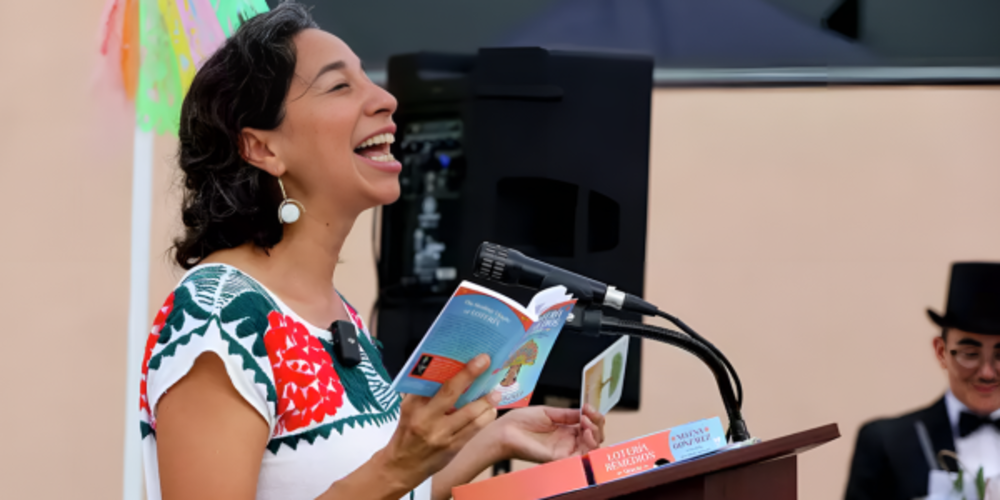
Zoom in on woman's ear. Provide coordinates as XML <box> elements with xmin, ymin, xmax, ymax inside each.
<box><xmin>240</xmin><ymin>128</ymin><xmax>286</xmax><ymax>177</ymax></box>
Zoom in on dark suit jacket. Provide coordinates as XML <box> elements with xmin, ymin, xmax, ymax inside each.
<box><xmin>845</xmin><ymin>397</ymin><xmax>958</xmax><ymax>500</ymax></box>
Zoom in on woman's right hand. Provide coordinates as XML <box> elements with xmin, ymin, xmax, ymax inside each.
<box><xmin>378</xmin><ymin>353</ymin><xmax>501</xmax><ymax>489</ymax></box>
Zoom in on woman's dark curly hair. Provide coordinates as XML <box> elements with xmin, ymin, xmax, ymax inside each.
<box><xmin>173</xmin><ymin>2</ymin><xmax>318</xmax><ymax>269</ymax></box>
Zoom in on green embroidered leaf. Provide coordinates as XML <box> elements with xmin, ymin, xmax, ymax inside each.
<box><xmin>159</xmin><ymin>315</ymin><xmax>178</xmax><ymax>345</ymax></box>
<box><xmin>187</xmin><ymin>266</ymin><xmax>228</xmax><ymax>311</ymax></box>
<box><xmin>222</xmin><ymin>292</ymin><xmax>270</xmax><ymax>336</ymax></box>
<box><xmin>266</xmin><ymin>441</ymin><xmax>282</xmax><ymax>454</ymax></box>
<box><xmin>357</xmin><ymin>334</ymin><xmax>402</xmax><ymax>412</ymax></box>
<box><xmin>221</xmin><ymin>291</ymin><xmax>273</xmax><ymax>357</ymax></box>
<box><xmin>322</xmin><ymin>338</ymin><xmax>383</xmax><ymax>414</ymax></box>
<box><xmin>318</xmin><ymin>425</ymin><xmax>333</xmax><ymax>440</ymax></box>
<box><xmin>265</xmin><ymin>408</ymin><xmax>402</xmax><ymax>455</ymax></box>
<box><xmin>161</xmin><ymin>288</ymin><xmax>189</xmax><ymax>345</ymax></box>
<box><xmin>358</xmin><ymin>333</ymin><xmax>392</xmax><ymax>383</ymax></box>
<box><xmin>160</xmin><ymin>285</ymin><xmax>211</xmax><ymax>344</ymax></box>
<box><xmin>223</xmin><ymin>328</ymin><xmax>277</xmax><ymax>404</ymax></box>
<box><xmin>149</xmin><ymin>322</ymin><xmax>209</xmax><ymax>370</ymax></box>
<box><xmin>218</xmin><ymin>268</ymin><xmax>279</xmax><ymax>308</ymax></box>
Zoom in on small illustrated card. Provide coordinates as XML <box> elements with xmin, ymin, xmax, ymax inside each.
<box><xmin>581</xmin><ymin>335</ymin><xmax>629</xmax><ymax>415</ymax></box>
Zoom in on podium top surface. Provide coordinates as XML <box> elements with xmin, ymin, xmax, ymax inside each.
<box><xmin>551</xmin><ymin>423</ymin><xmax>840</xmax><ymax>500</ymax></box>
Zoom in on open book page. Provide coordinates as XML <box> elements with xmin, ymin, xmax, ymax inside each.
<box><xmin>390</xmin><ymin>281</ymin><xmax>575</xmax><ymax>409</ymax></box>
<box><xmin>458</xmin><ymin>291</ymin><xmax>576</xmax><ymax>408</ymax></box>
<box><xmin>389</xmin><ymin>281</ymin><xmax>548</xmax><ymax>402</ymax></box>
<box><xmin>524</xmin><ymin>285</ymin><xmax>576</xmax><ymax>317</ymax></box>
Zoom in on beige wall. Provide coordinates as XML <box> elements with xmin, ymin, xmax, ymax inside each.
<box><xmin>0</xmin><ymin>0</ymin><xmax>136</xmax><ymax>498</ymax></box>
<box><xmin>629</xmin><ymin>86</ymin><xmax>1000</xmax><ymax>497</ymax></box>
<box><xmin>2</xmin><ymin>3</ymin><xmax>998</xmax><ymax>495</ymax></box>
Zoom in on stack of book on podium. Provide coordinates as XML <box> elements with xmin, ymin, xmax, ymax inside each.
<box><xmin>453</xmin><ymin>418</ymin><xmax>727</xmax><ymax>500</ymax></box>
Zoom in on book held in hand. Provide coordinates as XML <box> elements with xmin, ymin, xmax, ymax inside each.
<box><xmin>389</xmin><ymin>281</ymin><xmax>577</xmax><ymax>409</ymax></box>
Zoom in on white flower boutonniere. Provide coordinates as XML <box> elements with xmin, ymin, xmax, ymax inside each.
<box><xmin>939</xmin><ymin>450</ymin><xmax>989</xmax><ymax>500</ymax></box>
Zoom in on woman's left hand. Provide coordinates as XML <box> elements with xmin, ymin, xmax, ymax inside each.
<box><xmin>494</xmin><ymin>405</ymin><xmax>606</xmax><ymax>463</ymax></box>
<box><xmin>431</xmin><ymin>405</ymin><xmax>605</xmax><ymax>500</ymax></box>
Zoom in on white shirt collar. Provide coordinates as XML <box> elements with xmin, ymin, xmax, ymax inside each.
<box><xmin>944</xmin><ymin>390</ymin><xmax>1000</xmax><ymax>437</ymax></box>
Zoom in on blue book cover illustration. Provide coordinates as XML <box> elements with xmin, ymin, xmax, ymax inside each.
<box><xmin>389</xmin><ymin>281</ymin><xmax>577</xmax><ymax>408</ymax></box>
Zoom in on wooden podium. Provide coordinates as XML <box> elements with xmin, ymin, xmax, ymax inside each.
<box><xmin>550</xmin><ymin>424</ymin><xmax>840</xmax><ymax>500</ymax></box>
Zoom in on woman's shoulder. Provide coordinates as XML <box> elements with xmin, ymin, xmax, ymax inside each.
<box><xmin>171</xmin><ymin>262</ymin><xmax>281</xmax><ymax>319</ymax></box>
<box><xmin>147</xmin><ymin>263</ymin><xmax>285</xmax><ymax>358</ymax></box>
<box><xmin>148</xmin><ymin>263</ymin><xmax>282</xmax><ymax>363</ymax></box>
<box><xmin>142</xmin><ymin>262</ymin><xmax>281</xmax><ymax>438</ymax></box>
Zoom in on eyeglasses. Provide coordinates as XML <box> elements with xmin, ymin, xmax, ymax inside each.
<box><xmin>949</xmin><ymin>349</ymin><xmax>1000</xmax><ymax>371</ymax></box>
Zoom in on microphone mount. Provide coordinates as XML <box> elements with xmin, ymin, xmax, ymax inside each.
<box><xmin>474</xmin><ymin>241</ymin><xmax>751</xmax><ymax>443</ymax></box>
<box><xmin>563</xmin><ymin>304</ymin><xmax>751</xmax><ymax>443</ymax></box>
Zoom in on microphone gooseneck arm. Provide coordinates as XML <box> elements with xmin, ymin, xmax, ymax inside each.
<box><xmin>564</xmin><ymin>310</ymin><xmax>750</xmax><ymax>443</ymax></box>
<box><xmin>653</xmin><ymin>309</ymin><xmax>743</xmax><ymax>409</ymax></box>
<box><xmin>473</xmin><ymin>241</ymin><xmax>751</xmax><ymax>443</ymax></box>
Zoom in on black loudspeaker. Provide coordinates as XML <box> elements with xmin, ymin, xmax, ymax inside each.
<box><xmin>824</xmin><ymin>0</ymin><xmax>861</xmax><ymax>40</ymax></box>
<box><xmin>376</xmin><ymin>48</ymin><xmax>652</xmax><ymax>409</ymax></box>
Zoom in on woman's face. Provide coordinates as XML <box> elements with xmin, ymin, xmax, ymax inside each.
<box><xmin>269</xmin><ymin>29</ymin><xmax>401</xmax><ymax>215</ymax></box>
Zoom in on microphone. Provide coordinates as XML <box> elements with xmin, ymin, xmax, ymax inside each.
<box><xmin>474</xmin><ymin>241</ymin><xmax>751</xmax><ymax>442</ymax></box>
<box><xmin>473</xmin><ymin>242</ymin><xmax>658</xmax><ymax>315</ymax></box>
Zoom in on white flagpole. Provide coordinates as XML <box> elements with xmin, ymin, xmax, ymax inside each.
<box><xmin>123</xmin><ymin>126</ymin><xmax>154</xmax><ymax>500</ymax></box>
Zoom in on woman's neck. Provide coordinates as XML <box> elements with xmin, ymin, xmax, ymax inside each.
<box><xmin>205</xmin><ymin>206</ymin><xmax>359</xmax><ymax>326</ymax></box>
<box><xmin>269</xmin><ymin>211</ymin><xmax>354</xmax><ymax>292</ymax></box>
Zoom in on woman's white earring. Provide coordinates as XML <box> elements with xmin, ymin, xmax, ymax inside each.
<box><xmin>276</xmin><ymin>177</ymin><xmax>304</xmax><ymax>224</ymax></box>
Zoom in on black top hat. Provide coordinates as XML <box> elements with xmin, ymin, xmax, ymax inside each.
<box><xmin>927</xmin><ymin>262</ymin><xmax>1000</xmax><ymax>335</ymax></box>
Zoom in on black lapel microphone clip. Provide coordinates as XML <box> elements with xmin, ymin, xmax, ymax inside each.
<box><xmin>329</xmin><ymin>320</ymin><xmax>363</xmax><ymax>368</ymax></box>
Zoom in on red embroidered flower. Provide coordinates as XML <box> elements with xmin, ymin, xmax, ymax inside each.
<box><xmin>265</xmin><ymin>311</ymin><xmax>345</xmax><ymax>435</ymax></box>
<box><xmin>140</xmin><ymin>292</ymin><xmax>176</xmax><ymax>421</ymax></box>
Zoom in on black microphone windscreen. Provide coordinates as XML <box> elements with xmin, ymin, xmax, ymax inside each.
<box><xmin>473</xmin><ymin>242</ymin><xmax>509</xmax><ymax>283</ymax></box>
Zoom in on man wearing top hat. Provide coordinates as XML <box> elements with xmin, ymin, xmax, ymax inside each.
<box><xmin>845</xmin><ymin>262</ymin><xmax>1000</xmax><ymax>499</ymax></box>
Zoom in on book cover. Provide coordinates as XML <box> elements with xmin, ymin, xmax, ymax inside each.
<box><xmin>451</xmin><ymin>456</ymin><xmax>589</xmax><ymax>500</ymax></box>
<box><xmin>587</xmin><ymin>417</ymin><xmax>727</xmax><ymax>484</ymax></box>
<box><xmin>389</xmin><ymin>281</ymin><xmax>576</xmax><ymax>409</ymax></box>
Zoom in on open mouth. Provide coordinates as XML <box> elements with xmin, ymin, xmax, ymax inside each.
<box><xmin>353</xmin><ymin>132</ymin><xmax>396</xmax><ymax>163</ymax></box>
